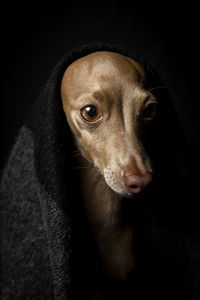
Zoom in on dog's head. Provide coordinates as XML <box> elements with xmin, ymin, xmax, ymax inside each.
<box><xmin>61</xmin><ymin>51</ymin><xmax>159</xmax><ymax>197</ymax></box>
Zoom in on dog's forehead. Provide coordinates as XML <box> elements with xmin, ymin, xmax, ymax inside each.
<box><xmin>61</xmin><ymin>51</ymin><xmax>147</xmax><ymax>99</ymax></box>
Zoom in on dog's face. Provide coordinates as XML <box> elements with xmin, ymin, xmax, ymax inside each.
<box><xmin>61</xmin><ymin>51</ymin><xmax>157</xmax><ymax>197</ymax></box>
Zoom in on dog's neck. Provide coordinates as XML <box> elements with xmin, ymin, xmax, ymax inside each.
<box><xmin>75</xmin><ymin>153</ymin><xmax>135</xmax><ymax>281</ymax></box>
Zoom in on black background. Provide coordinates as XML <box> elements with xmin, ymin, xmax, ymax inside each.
<box><xmin>1</xmin><ymin>2</ymin><xmax>199</xmax><ymax>170</ymax></box>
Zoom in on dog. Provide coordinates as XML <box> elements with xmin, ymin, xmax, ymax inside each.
<box><xmin>61</xmin><ymin>51</ymin><xmax>158</xmax><ymax>281</ymax></box>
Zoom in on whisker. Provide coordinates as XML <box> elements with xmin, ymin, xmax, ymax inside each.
<box><xmin>72</xmin><ymin>149</ymin><xmax>81</xmax><ymax>154</ymax></box>
<box><xmin>73</xmin><ymin>149</ymin><xmax>80</xmax><ymax>153</ymax></box>
<box><xmin>72</xmin><ymin>151</ymin><xmax>82</xmax><ymax>158</ymax></box>
<box><xmin>73</xmin><ymin>166</ymin><xmax>94</xmax><ymax>170</ymax></box>
<box><xmin>146</xmin><ymin>86</ymin><xmax>168</xmax><ymax>93</ymax></box>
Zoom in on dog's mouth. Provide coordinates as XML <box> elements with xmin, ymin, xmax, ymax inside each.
<box><xmin>103</xmin><ymin>168</ymin><xmax>153</xmax><ymax>198</ymax></box>
<box><xmin>125</xmin><ymin>181</ymin><xmax>153</xmax><ymax>199</ymax></box>
<box><xmin>125</xmin><ymin>192</ymin><xmax>143</xmax><ymax>199</ymax></box>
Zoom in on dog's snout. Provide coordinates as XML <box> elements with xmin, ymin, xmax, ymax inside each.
<box><xmin>123</xmin><ymin>169</ymin><xmax>152</xmax><ymax>195</ymax></box>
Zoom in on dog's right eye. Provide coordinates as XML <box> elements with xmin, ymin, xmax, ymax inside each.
<box><xmin>142</xmin><ymin>102</ymin><xmax>157</xmax><ymax>121</ymax></box>
<box><xmin>80</xmin><ymin>105</ymin><xmax>101</xmax><ymax>122</ymax></box>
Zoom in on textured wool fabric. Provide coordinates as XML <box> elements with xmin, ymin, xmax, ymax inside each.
<box><xmin>0</xmin><ymin>44</ymin><xmax>200</xmax><ymax>299</ymax></box>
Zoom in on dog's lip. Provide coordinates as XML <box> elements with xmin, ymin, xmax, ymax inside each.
<box><xmin>122</xmin><ymin>180</ymin><xmax>153</xmax><ymax>199</ymax></box>
<box><xmin>124</xmin><ymin>191</ymin><xmax>144</xmax><ymax>198</ymax></box>
<box><xmin>125</xmin><ymin>193</ymin><xmax>137</xmax><ymax>199</ymax></box>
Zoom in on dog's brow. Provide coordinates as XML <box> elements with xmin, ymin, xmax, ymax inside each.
<box><xmin>92</xmin><ymin>90</ymin><xmax>103</xmax><ymax>99</ymax></box>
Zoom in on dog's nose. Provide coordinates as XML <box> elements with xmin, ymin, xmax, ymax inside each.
<box><xmin>123</xmin><ymin>170</ymin><xmax>152</xmax><ymax>194</ymax></box>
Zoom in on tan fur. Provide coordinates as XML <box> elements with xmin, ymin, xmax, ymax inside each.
<box><xmin>75</xmin><ymin>155</ymin><xmax>135</xmax><ymax>280</ymax></box>
<box><xmin>61</xmin><ymin>51</ymin><xmax>156</xmax><ymax>280</ymax></box>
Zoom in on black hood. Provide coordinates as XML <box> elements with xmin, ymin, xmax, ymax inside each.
<box><xmin>1</xmin><ymin>44</ymin><xmax>199</xmax><ymax>300</ymax></box>
<box><xmin>25</xmin><ymin>43</ymin><xmax>165</xmax><ymax>202</ymax></box>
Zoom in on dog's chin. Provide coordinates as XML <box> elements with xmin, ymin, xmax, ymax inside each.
<box><xmin>107</xmin><ymin>184</ymin><xmax>139</xmax><ymax>199</ymax></box>
<box><xmin>121</xmin><ymin>191</ymin><xmax>145</xmax><ymax>199</ymax></box>
<box><xmin>108</xmin><ymin>185</ymin><xmax>149</xmax><ymax>200</ymax></box>
<box><xmin>125</xmin><ymin>193</ymin><xmax>138</xmax><ymax>199</ymax></box>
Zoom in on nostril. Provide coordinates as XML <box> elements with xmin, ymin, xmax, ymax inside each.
<box><xmin>130</xmin><ymin>184</ymin><xmax>138</xmax><ymax>189</ymax></box>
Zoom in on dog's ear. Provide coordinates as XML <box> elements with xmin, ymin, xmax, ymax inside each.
<box><xmin>145</xmin><ymin>88</ymin><xmax>189</xmax><ymax>172</ymax></box>
<box><xmin>145</xmin><ymin>87</ymin><xmax>199</xmax><ymax>225</ymax></box>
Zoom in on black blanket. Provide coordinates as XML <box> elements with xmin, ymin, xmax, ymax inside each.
<box><xmin>1</xmin><ymin>44</ymin><xmax>200</xmax><ymax>299</ymax></box>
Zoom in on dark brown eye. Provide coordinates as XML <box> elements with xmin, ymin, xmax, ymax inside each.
<box><xmin>142</xmin><ymin>102</ymin><xmax>157</xmax><ymax>120</ymax></box>
<box><xmin>80</xmin><ymin>105</ymin><xmax>100</xmax><ymax>122</ymax></box>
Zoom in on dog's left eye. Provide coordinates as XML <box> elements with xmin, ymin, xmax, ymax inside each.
<box><xmin>142</xmin><ymin>102</ymin><xmax>157</xmax><ymax>120</ymax></box>
<box><xmin>80</xmin><ymin>105</ymin><xmax>100</xmax><ymax>122</ymax></box>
